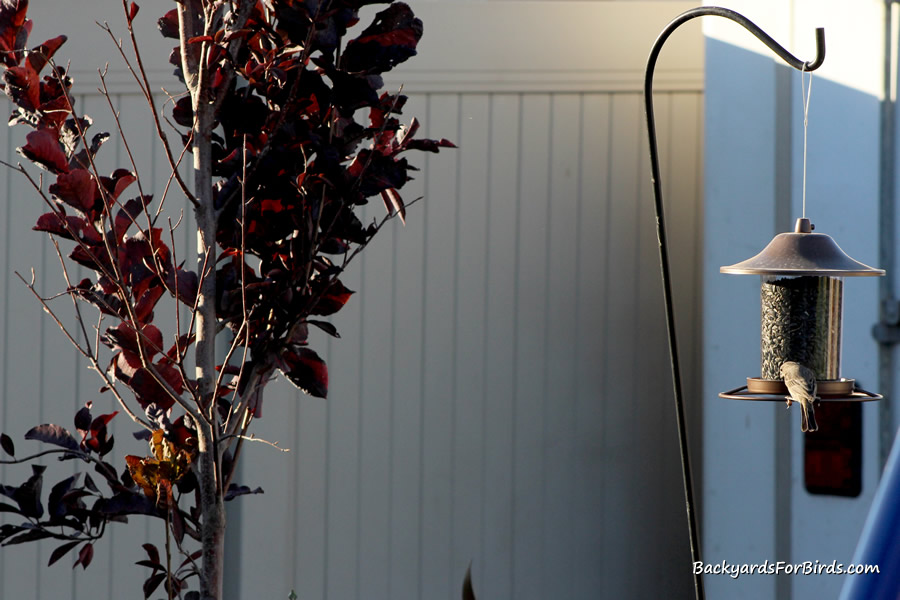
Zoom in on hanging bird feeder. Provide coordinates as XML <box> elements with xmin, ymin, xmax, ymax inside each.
<box><xmin>719</xmin><ymin>217</ymin><xmax>884</xmax><ymax>401</ymax></box>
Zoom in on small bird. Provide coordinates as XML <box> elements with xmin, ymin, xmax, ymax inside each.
<box><xmin>780</xmin><ymin>361</ymin><xmax>818</xmax><ymax>433</ymax></box>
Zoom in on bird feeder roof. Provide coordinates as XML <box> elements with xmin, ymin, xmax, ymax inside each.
<box><xmin>720</xmin><ymin>218</ymin><xmax>885</xmax><ymax>277</ymax></box>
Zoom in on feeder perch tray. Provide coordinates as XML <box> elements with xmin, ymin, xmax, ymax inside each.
<box><xmin>719</xmin><ymin>378</ymin><xmax>881</xmax><ymax>402</ymax></box>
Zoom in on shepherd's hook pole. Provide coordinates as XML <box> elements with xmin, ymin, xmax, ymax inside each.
<box><xmin>644</xmin><ymin>8</ymin><xmax>825</xmax><ymax>600</ymax></box>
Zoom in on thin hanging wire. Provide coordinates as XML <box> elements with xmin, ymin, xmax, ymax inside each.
<box><xmin>800</xmin><ymin>65</ymin><xmax>813</xmax><ymax>218</ymax></box>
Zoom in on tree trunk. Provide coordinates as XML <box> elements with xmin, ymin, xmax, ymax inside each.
<box><xmin>194</xmin><ymin>66</ymin><xmax>225</xmax><ymax>600</ymax></box>
<box><xmin>195</xmin><ymin>103</ymin><xmax>226</xmax><ymax>599</ymax></box>
<box><xmin>180</xmin><ymin>0</ymin><xmax>225</xmax><ymax>595</ymax></box>
<box><xmin>196</xmin><ymin>421</ymin><xmax>226</xmax><ymax>599</ymax></box>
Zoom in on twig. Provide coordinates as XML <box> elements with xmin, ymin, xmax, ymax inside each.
<box><xmin>97</xmin><ymin>68</ymin><xmax>150</xmax><ymax>221</ymax></box>
<box><xmin>15</xmin><ymin>271</ymin><xmax>154</xmax><ymax>431</ymax></box>
<box><xmin>217</xmin><ymin>134</ymin><xmax>251</xmax><ymax>429</ymax></box>
<box><xmin>0</xmin><ymin>447</ymin><xmax>84</xmax><ymax>465</ymax></box>
<box><xmin>157</xmin><ymin>134</ymin><xmax>194</xmax><ymax>219</ymax></box>
<box><xmin>0</xmin><ymin>446</ymin><xmax>117</xmax><ymax>485</ymax></box>
<box><xmin>165</xmin><ymin>508</ymin><xmax>174</xmax><ymax>600</ymax></box>
<box><xmin>167</xmin><ymin>217</ymin><xmax>197</xmax><ymax>403</ymax></box>
<box><xmin>49</xmin><ymin>237</ymin><xmax>94</xmax><ymax>360</ymax></box>
<box><xmin>218</xmin><ymin>433</ymin><xmax>289</xmax><ymax>452</ymax></box>
<box><xmin>0</xmin><ymin>160</ymin><xmax>118</xmax><ymax>285</ymax></box>
<box><xmin>104</xmin><ymin>3</ymin><xmax>198</xmax><ymax>207</ymax></box>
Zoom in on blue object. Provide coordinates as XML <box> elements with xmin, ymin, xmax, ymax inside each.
<box><xmin>841</xmin><ymin>427</ymin><xmax>900</xmax><ymax>599</ymax></box>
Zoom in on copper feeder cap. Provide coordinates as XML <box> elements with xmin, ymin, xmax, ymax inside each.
<box><xmin>720</xmin><ymin>218</ymin><xmax>885</xmax><ymax>277</ymax></box>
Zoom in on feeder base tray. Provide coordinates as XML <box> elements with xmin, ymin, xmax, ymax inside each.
<box><xmin>719</xmin><ymin>377</ymin><xmax>881</xmax><ymax>402</ymax></box>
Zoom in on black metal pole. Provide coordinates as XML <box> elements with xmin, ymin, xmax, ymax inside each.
<box><xmin>643</xmin><ymin>8</ymin><xmax>826</xmax><ymax>600</ymax></box>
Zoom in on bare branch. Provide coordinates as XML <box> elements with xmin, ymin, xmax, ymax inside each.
<box><xmin>0</xmin><ymin>160</ymin><xmax>118</xmax><ymax>285</ymax></box>
<box><xmin>49</xmin><ymin>237</ymin><xmax>94</xmax><ymax>358</ymax></box>
<box><xmin>14</xmin><ymin>270</ymin><xmax>153</xmax><ymax>430</ymax></box>
<box><xmin>219</xmin><ymin>433</ymin><xmax>289</xmax><ymax>452</ymax></box>
<box><xmin>104</xmin><ymin>4</ymin><xmax>199</xmax><ymax>208</ymax></box>
<box><xmin>17</xmin><ymin>270</ymin><xmax>93</xmax><ymax>361</ymax></box>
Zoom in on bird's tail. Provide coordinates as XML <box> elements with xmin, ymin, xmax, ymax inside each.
<box><xmin>805</xmin><ymin>402</ymin><xmax>818</xmax><ymax>433</ymax></box>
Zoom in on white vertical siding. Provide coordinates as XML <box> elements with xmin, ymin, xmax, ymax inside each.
<box><xmin>0</xmin><ymin>2</ymin><xmax>704</xmax><ymax>599</ymax></box>
<box><xmin>235</xmin><ymin>88</ymin><xmax>703</xmax><ymax>600</ymax></box>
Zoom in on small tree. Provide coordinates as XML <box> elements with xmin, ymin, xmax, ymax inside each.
<box><xmin>0</xmin><ymin>0</ymin><xmax>453</xmax><ymax>598</ymax></box>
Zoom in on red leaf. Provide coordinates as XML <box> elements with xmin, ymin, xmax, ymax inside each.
<box><xmin>126</xmin><ymin>1</ymin><xmax>139</xmax><ymax>24</ymax></box>
<box><xmin>396</xmin><ymin>116</ymin><xmax>419</xmax><ymax>147</ymax></box>
<box><xmin>128</xmin><ymin>360</ymin><xmax>183</xmax><ymax>411</ymax></box>
<box><xmin>188</xmin><ymin>35</ymin><xmax>213</xmax><ymax>44</ymax></box>
<box><xmin>69</xmin><ymin>241</ymin><xmax>110</xmax><ymax>272</ymax></box>
<box><xmin>26</xmin><ymin>34</ymin><xmax>66</xmax><ymax>74</ymax></box>
<box><xmin>341</xmin><ymin>3</ymin><xmax>423</xmax><ymax>74</ymax></box>
<box><xmin>172</xmin><ymin>95</ymin><xmax>193</xmax><ymax>127</ymax></box>
<box><xmin>0</xmin><ymin>0</ymin><xmax>31</xmax><ymax>67</ymax></box>
<box><xmin>90</xmin><ymin>412</ymin><xmax>118</xmax><ymax>438</ymax></box>
<box><xmin>37</xmin><ymin>92</ymin><xmax>71</xmax><ymax>130</ymax></box>
<box><xmin>49</xmin><ymin>169</ymin><xmax>96</xmax><ymax>213</ymax></box>
<box><xmin>165</xmin><ymin>333</ymin><xmax>194</xmax><ymax>361</ymax></box>
<box><xmin>113</xmin><ymin>196</ymin><xmax>148</xmax><ymax>243</ymax></box>
<box><xmin>73</xmin><ymin>542</ymin><xmax>93</xmax><ymax>570</ymax></box>
<box><xmin>143</xmin><ymin>572</ymin><xmax>166</xmax><ymax>598</ymax></box>
<box><xmin>33</xmin><ymin>212</ymin><xmax>102</xmax><ymax>244</ymax></box>
<box><xmin>115</xmin><ymin>349</ymin><xmax>142</xmax><ymax>380</ymax></box>
<box><xmin>369</xmin><ymin>92</ymin><xmax>407</xmax><ymax>129</ymax></box>
<box><xmin>134</xmin><ymin>284</ymin><xmax>164</xmax><ymax>324</ymax></box>
<box><xmin>3</xmin><ymin>64</ymin><xmax>38</xmax><ymax>110</ymax></box>
<box><xmin>18</xmin><ymin>129</ymin><xmax>68</xmax><ymax>173</ymax></box>
<box><xmin>143</xmin><ymin>573</ymin><xmax>166</xmax><ymax>598</ymax></box>
<box><xmin>157</xmin><ymin>9</ymin><xmax>177</xmax><ymax>39</ymax></box>
<box><xmin>109</xmin><ymin>168</ymin><xmax>136</xmax><ymax>200</ymax></box>
<box><xmin>141</xmin><ymin>542</ymin><xmax>160</xmax><ymax>566</ymax></box>
<box><xmin>105</xmin><ymin>322</ymin><xmax>163</xmax><ymax>356</ymax></box>
<box><xmin>310</xmin><ymin>279</ymin><xmax>354</xmax><ymax>316</ymax></box>
<box><xmin>164</xmin><ymin>266</ymin><xmax>198</xmax><ymax>306</ymax></box>
<box><xmin>278</xmin><ymin>348</ymin><xmax>328</xmax><ymax>398</ymax></box>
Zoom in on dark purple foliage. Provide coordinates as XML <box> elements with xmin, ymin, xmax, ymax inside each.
<box><xmin>0</xmin><ymin>0</ymin><xmax>453</xmax><ymax>592</ymax></box>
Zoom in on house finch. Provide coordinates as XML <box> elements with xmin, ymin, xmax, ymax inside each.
<box><xmin>780</xmin><ymin>361</ymin><xmax>818</xmax><ymax>433</ymax></box>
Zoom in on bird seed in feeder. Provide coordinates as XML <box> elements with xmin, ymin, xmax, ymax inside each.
<box><xmin>760</xmin><ymin>275</ymin><xmax>842</xmax><ymax>380</ymax></box>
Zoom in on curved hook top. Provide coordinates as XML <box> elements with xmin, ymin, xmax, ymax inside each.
<box><xmin>646</xmin><ymin>6</ymin><xmax>825</xmax><ymax>84</ymax></box>
<box><xmin>804</xmin><ymin>27</ymin><xmax>826</xmax><ymax>71</ymax></box>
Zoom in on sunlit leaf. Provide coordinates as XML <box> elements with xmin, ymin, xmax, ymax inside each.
<box><xmin>24</xmin><ymin>424</ymin><xmax>78</xmax><ymax>450</ymax></box>
<box><xmin>18</xmin><ymin>129</ymin><xmax>69</xmax><ymax>173</ymax></box>
<box><xmin>26</xmin><ymin>34</ymin><xmax>66</xmax><ymax>74</ymax></box>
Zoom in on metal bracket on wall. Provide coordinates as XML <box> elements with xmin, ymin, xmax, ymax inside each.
<box><xmin>872</xmin><ymin>298</ymin><xmax>900</xmax><ymax>344</ymax></box>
